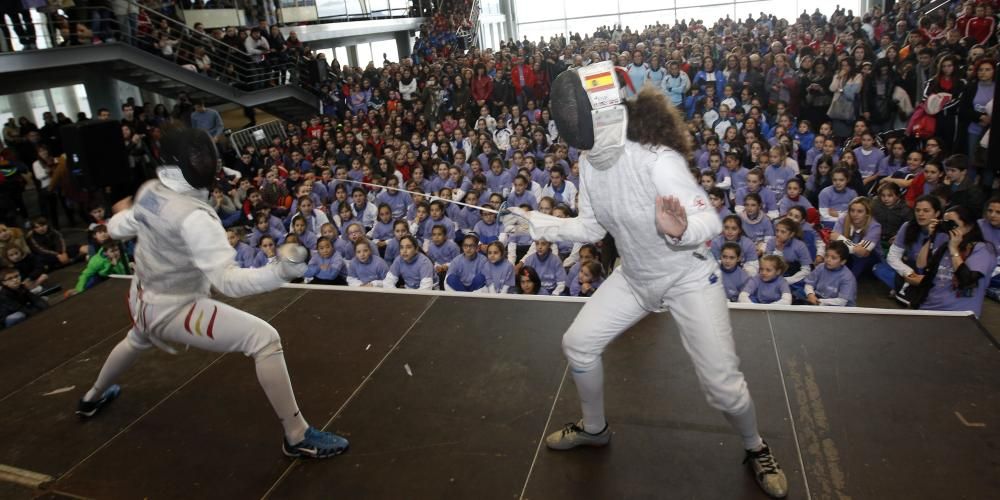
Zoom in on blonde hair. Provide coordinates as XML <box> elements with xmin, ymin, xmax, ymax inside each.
<box><xmin>842</xmin><ymin>197</ymin><xmax>874</xmax><ymax>238</ymax></box>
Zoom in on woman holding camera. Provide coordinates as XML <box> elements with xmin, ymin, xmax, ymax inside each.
<box><xmin>918</xmin><ymin>205</ymin><xmax>996</xmax><ymax>317</ymax></box>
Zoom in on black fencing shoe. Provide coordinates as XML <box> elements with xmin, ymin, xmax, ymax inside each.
<box><xmin>544</xmin><ymin>421</ymin><xmax>611</xmax><ymax>450</ymax></box>
<box><xmin>743</xmin><ymin>441</ymin><xmax>788</xmax><ymax>498</ymax></box>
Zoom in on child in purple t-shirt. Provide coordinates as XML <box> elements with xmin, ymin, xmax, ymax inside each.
<box><xmin>719</xmin><ymin>242</ymin><xmax>750</xmax><ymax>302</ymax></box>
<box><xmin>739</xmin><ymin>255</ymin><xmax>792</xmax><ymax>304</ymax></box>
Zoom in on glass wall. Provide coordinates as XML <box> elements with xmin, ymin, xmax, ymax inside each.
<box><xmin>514</xmin><ymin>0</ymin><xmax>864</xmax><ymax>40</ymax></box>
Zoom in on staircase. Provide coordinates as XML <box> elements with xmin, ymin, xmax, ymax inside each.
<box><xmin>0</xmin><ymin>1</ymin><xmax>320</xmax><ymax>122</ymax></box>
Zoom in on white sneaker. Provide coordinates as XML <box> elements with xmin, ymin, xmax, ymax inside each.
<box><xmin>744</xmin><ymin>441</ymin><xmax>788</xmax><ymax>498</ymax></box>
<box><xmin>544</xmin><ymin>421</ymin><xmax>610</xmax><ymax>450</ymax></box>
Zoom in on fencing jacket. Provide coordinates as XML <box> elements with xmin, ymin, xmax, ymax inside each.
<box><xmin>524</xmin><ymin>141</ymin><xmax>720</xmax><ymax>311</ymax></box>
<box><xmin>108</xmin><ymin>166</ymin><xmax>287</xmax><ymax>305</ymax></box>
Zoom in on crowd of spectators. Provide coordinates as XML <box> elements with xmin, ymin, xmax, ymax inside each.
<box><xmin>1</xmin><ymin>0</ymin><xmax>998</xmax><ymax>330</ymax></box>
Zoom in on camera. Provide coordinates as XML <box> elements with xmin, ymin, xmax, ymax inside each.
<box><xmin>936</xmin><ymin>220</ymin><xmax>958</xmax><ymax>233</ymax></box>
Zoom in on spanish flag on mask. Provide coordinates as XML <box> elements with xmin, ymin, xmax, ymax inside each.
<box><xmin>585</xmin><ymin>72</ymin><xmax>615</xmax><ymax>92</ymax></box>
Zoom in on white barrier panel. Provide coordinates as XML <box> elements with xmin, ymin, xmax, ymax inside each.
<box><xmin>106</xmin><ymin>275</ymin><xmax>975</xmax><ymax>318</ymax></box>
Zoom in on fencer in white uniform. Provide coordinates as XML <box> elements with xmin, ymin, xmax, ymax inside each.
<box><xmin>75</xmin><ymin>128</ymin><xmax>348</xmax><ymax>459</ymax></box>
<box><xmin>508</xmin><ymin>63</ymin><xmax>787</xmax><ymax>498</ymax></box>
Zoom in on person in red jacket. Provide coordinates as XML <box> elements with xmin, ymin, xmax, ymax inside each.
<box><xmin>510</xmin><ymin>58</ymin><xmax>536</xmax><ymax>108</ymax></box>
<box><xmin>965</xmin><ymin>3</ymin><xmax>996</xmax><ymax>45</ymax></box>
<box><xmin>471</xmin><ymin>64</ymin><xmax>494</xmax><ymax>109</ymax></box>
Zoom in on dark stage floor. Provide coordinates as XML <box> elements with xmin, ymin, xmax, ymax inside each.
<box><xmin>0</xmin><ymin>279</ymin><xmax>997</xmax><ymax>500</ymax></box>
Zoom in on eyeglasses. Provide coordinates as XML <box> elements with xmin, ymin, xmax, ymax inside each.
<box><xmin>462</xmin><ymin>244</ymin><xmax>478</xmax><ymax>248</ymax></box>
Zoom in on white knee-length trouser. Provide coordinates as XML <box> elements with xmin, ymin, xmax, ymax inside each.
<box><xmin>561</xmin><ymin>271</ymin><xmax>752</xmax><ymax>415</ymax></box>
<box><xmin>124</xmin><ymin>279</ymin><xmax>279</xmax><ymax>358</ymax></box>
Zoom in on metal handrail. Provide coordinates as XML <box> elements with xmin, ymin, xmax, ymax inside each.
<box><xmin>0</xmin><ymin>2</ymin><xmax>314</xmax><ymax>89</ymax></box>
<box><xmin>455</xmin><ymin>0</ymin><xmax>481</xmax><ymax>48</ymax></box>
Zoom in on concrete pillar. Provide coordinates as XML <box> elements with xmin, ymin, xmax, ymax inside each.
<box><xmin>6</xmin><ymin>92</ymin><xmax>34</xmax><ymax>121</ymax></box>
<box><xmin>395</xmin><ymin>30</ymin><xmax>412</xmax><ymax>60</ymax></box>
<box><xmin>81</xmin><ymin>70</ymin><xmax>122</xmax><ymax>120</ymax></box>
<box><xmin>55</xmin><ymin>86</ymin><xmax>80</xmax><ymax>118</ymax></box>
<box><xmin>347</xmin><ymin>45</ymin><xmax>359</xmax><ymax>68</ymax></box>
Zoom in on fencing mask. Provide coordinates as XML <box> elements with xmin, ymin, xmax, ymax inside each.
<box><xmin>160</xmin><ymin>127</ymin><xmax>220</xmax><ymax>190</ymax></box>
<box><xmin>551</xmin><ymin>61</ymin><xmax>628</xmax><ymax>166</ymax></box>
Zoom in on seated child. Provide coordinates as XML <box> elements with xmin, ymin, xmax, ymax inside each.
<box><xmin>719</xmin><ymin>242</ymin><xmax>751</xmax><ymax>302</ymax></box>
<box><xmin>26</xmin><ymin>217</ymin><xmax>84</xmax><ymax>270</ymax></box>
<box><xmin>521</xmin><ymin>239</ymin><xmax>566</xmax><ymax>295</ymax></box>
<box><xmin>711</xmin><ymin>215</ymin><xmax>760</xmax><ymax>274</ymax></box>
<box><xmin>764</xmin><ymin>218</ymin><xmax>813</xmax><ymax>293</ymax></box>
<box><xmin>346</xmin><ymin>239</ymin><xmax>390</xmax><ymax>287</ymax></box>
<box><xmin>425</xmin><ymin>224</ymin><xmax>461</xmax><ymax>288</ymax></box>
<box><xmin>0</xmin><ymin>267</ymin><xmax>48</xmax><ymax>329</ymax></box>
<box><xmin>738</xmin><ymin>194</ymin><xmax>775</xmax><ymax>256</ymax></box>
<box><xmin>444</xmin><ymin>234</ymin><xmax>489</xmax><ymax>292</ymax></box>
<box><xmin>803</xmin><ymin>240</ymin><xmax>857</xmax><ymax>306</ymax></box>
<box><xmin>872</xmin><ymin>183</ymin><xmax>912</xmax><ymax>252</ymax></box>
<box><xmin>385</xmin><ymin>235</ymin><xmax>435</xmax><ymax>289</ymax></box>
<box><xmin>87</xmin><ymin>224</ymin><xmax>111</xmax><ymax>257</ymax></box>
<box><xmin>227</xmin><ymin>227</ymin><xmax>259</xmax><ymax>268</ymax></box>
<box><xmin>473</xmin><ymin>209</ymin><xmax>505</xmax><ymax>248</ymax></box>
<box><xmin>739</xmin><ymin>255</ymin><xmax>792</xmax><ymax>304</ymax></box>
<box><xmin>366</xmin><ymin>204</ymin><xmax>395</xmax><ymax>252</ymax></box>
<box><xmin>285</xmin><ymin>215</ymin><xmax>317</xmax><ymax>250</ymax></box>
<box><xmin>319</xmin><ymin>223</ymin><xmax>354</xmax><ymax>261</ymax></box>
<box><xmin>778</xmin><ymin>178</ymin><xmax>813</xmax><ymax>216</ymax></box>
<box><xmin>516</xmin><ymin>266</ymin><xmax>542</xmax><ymax>295</ymax></box>
<box><xmin>567</xmin><ymin>244</ymin><xmax>600</xmax><ymax>296</ymax></box>
<box><xmin>383</xmin><ymin>220</ymin><xmax>410</xmax><ymax>263</ymax></box>
<box><xmin>785</xmin><ymin>206</ymin><xmax>824</xmax><ymax>265</ymax></box>
<box><xmin>575</xmin><ymin>260</ymin><xmax>605</xmax><ymax>297</ymax></box>
<box><xmin>72</xmin><ymin>241</ymin><xmax>130</xmax><ymax>294</ymax></box>
<box><xmin>248</xmin><ymin>214</ymin><xmax>284</xmax><ymax>248</ymax></box>
<box><xmin>4</xmin><ymin>246</ymin><xmax>48</xmax><ymax>293</ymax></box>
<box><xmin>305</xmin><ymin>236</ymin><xmax>347</xmax><ymax>285</ymax></box>
<box><xmin>484</xmin><ymin>241</ymin><xmax>515</xmax><ymax>294</ymax></box>
<box><xmin>251</xmin><ymin>235</ymin><xmax>278</xmax><ymax>268</ymax></box>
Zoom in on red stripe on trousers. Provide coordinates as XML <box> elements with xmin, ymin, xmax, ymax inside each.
<box><xmin>184</xmin><ymin>304</ymin><xmax>197</xmax><ymax>334</ymax></box>
<box><xmin>206</xmin><ymin>306</ymin><xmax>218</xmax><ymax>339</ymax></box>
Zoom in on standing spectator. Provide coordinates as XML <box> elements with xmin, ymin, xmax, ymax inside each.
<box><xmin>190</xmin><ymin>101</ymin><xmax>225</xmax><ymax>142</ymax></box>
<box><xmin>244</xmin><ymin>28</ymin><xmax>272</xmax><ymax>88</ymax></box>
<box><xmin>511</xmin><ymin>58</ymin><xmax>536</xmax><ymax>109</ymax></box>
<box><xmin>922</xmin><ymin>54</ymin><xmax>966</xmax><ymax>148</ymax></box>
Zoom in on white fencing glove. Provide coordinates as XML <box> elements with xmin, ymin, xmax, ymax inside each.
<box><xmin>274</xmin><ymin>243</ymin><xmax>308</xmax><ymax>281</ymax></box>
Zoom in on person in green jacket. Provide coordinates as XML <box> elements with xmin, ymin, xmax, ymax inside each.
<box><xmin>73</xmin><ymin>241</ymin><xmax>131</xmax><ymax>294</ymax></box>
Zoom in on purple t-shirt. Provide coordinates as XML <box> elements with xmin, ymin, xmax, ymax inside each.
<box><xmin>805</xmin><ymin>264</ymin><xmax>857</xmax><ymax>306</ymax></box>
<box><xmin>833</xmin><ymin>215</ymin><xmax>883</xmax><ymax>255</ymax></box>
<box><xmin>778</xmin><ymin>195</ymin><xmax>813</xmax><ymax>216</ymax></box>
<box><xmin>735</xmin><ymin>186</ymin><xmax>777</xmax><ymax>213</ymax></box>
<box><xmin>742</xmin><ymin>275</ymin><xmax>790</xmax><ymax>304</ymax></box>
<box><xmin>347</xmin><ymin>255</ymin><xmax>389</xmax><ymax>284</ymax></box>
<box><xmin>853</xmin><ymin>147</ymin><xmax>886</xmax><ymax>178</ymax></box>
<box><xmin>818</xmin><ymin>186</ymin><xmax>857</xmax><ymax>212</ymax></box>
<box><xmin>764</xmin><ymin>164</ymin><xmax>796</xmax><ymax>200</ymax></box>
<box><xmin>522</xmin><ymin>250</ymin><xmax>566</xmax><ymax>295</ymax></box>
<box><xmin>921</xmin><ymin>242</ymin><xmax>996</xmax><ymax>317</ymax></box>
<box><xmin>485</xmin><ymin>259</ymin><xmax>515</xmax><ymax>292</ymax></box>
<box><xmin>447</xmin><ymin>253</ymin><xmax>489</xmax><ymax>287</ymax></box>
<box><xmin>389</xmin><ymin>253</ymin><xmax>435</xmax><ymax>289</ymax></box>
<box><xmin>710</xmin><ymin>234</ymin><xmax>758</xmax><ymax>265</ymax></box>
<box><xmin>720</xmin><ymin>265</ymin><xmax>750</xmax><ymax>301</ymax></box>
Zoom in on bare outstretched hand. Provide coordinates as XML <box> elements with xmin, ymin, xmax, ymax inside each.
<box><xmin>655</xmin><ymin>196</ymin><xmax>688</xmax><ymax>239</ymax></box>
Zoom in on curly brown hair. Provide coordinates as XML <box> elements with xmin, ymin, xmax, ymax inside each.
<box><xmin>624</xmin><ymin>85</ymin><xmax>692</xmax><ymax>157</ymax></box>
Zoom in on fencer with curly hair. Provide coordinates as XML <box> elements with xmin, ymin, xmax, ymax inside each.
<box><xmin>509</xmin><ymin>64</ymin><xmax>788</xmax><ymax>498</ymax></box>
